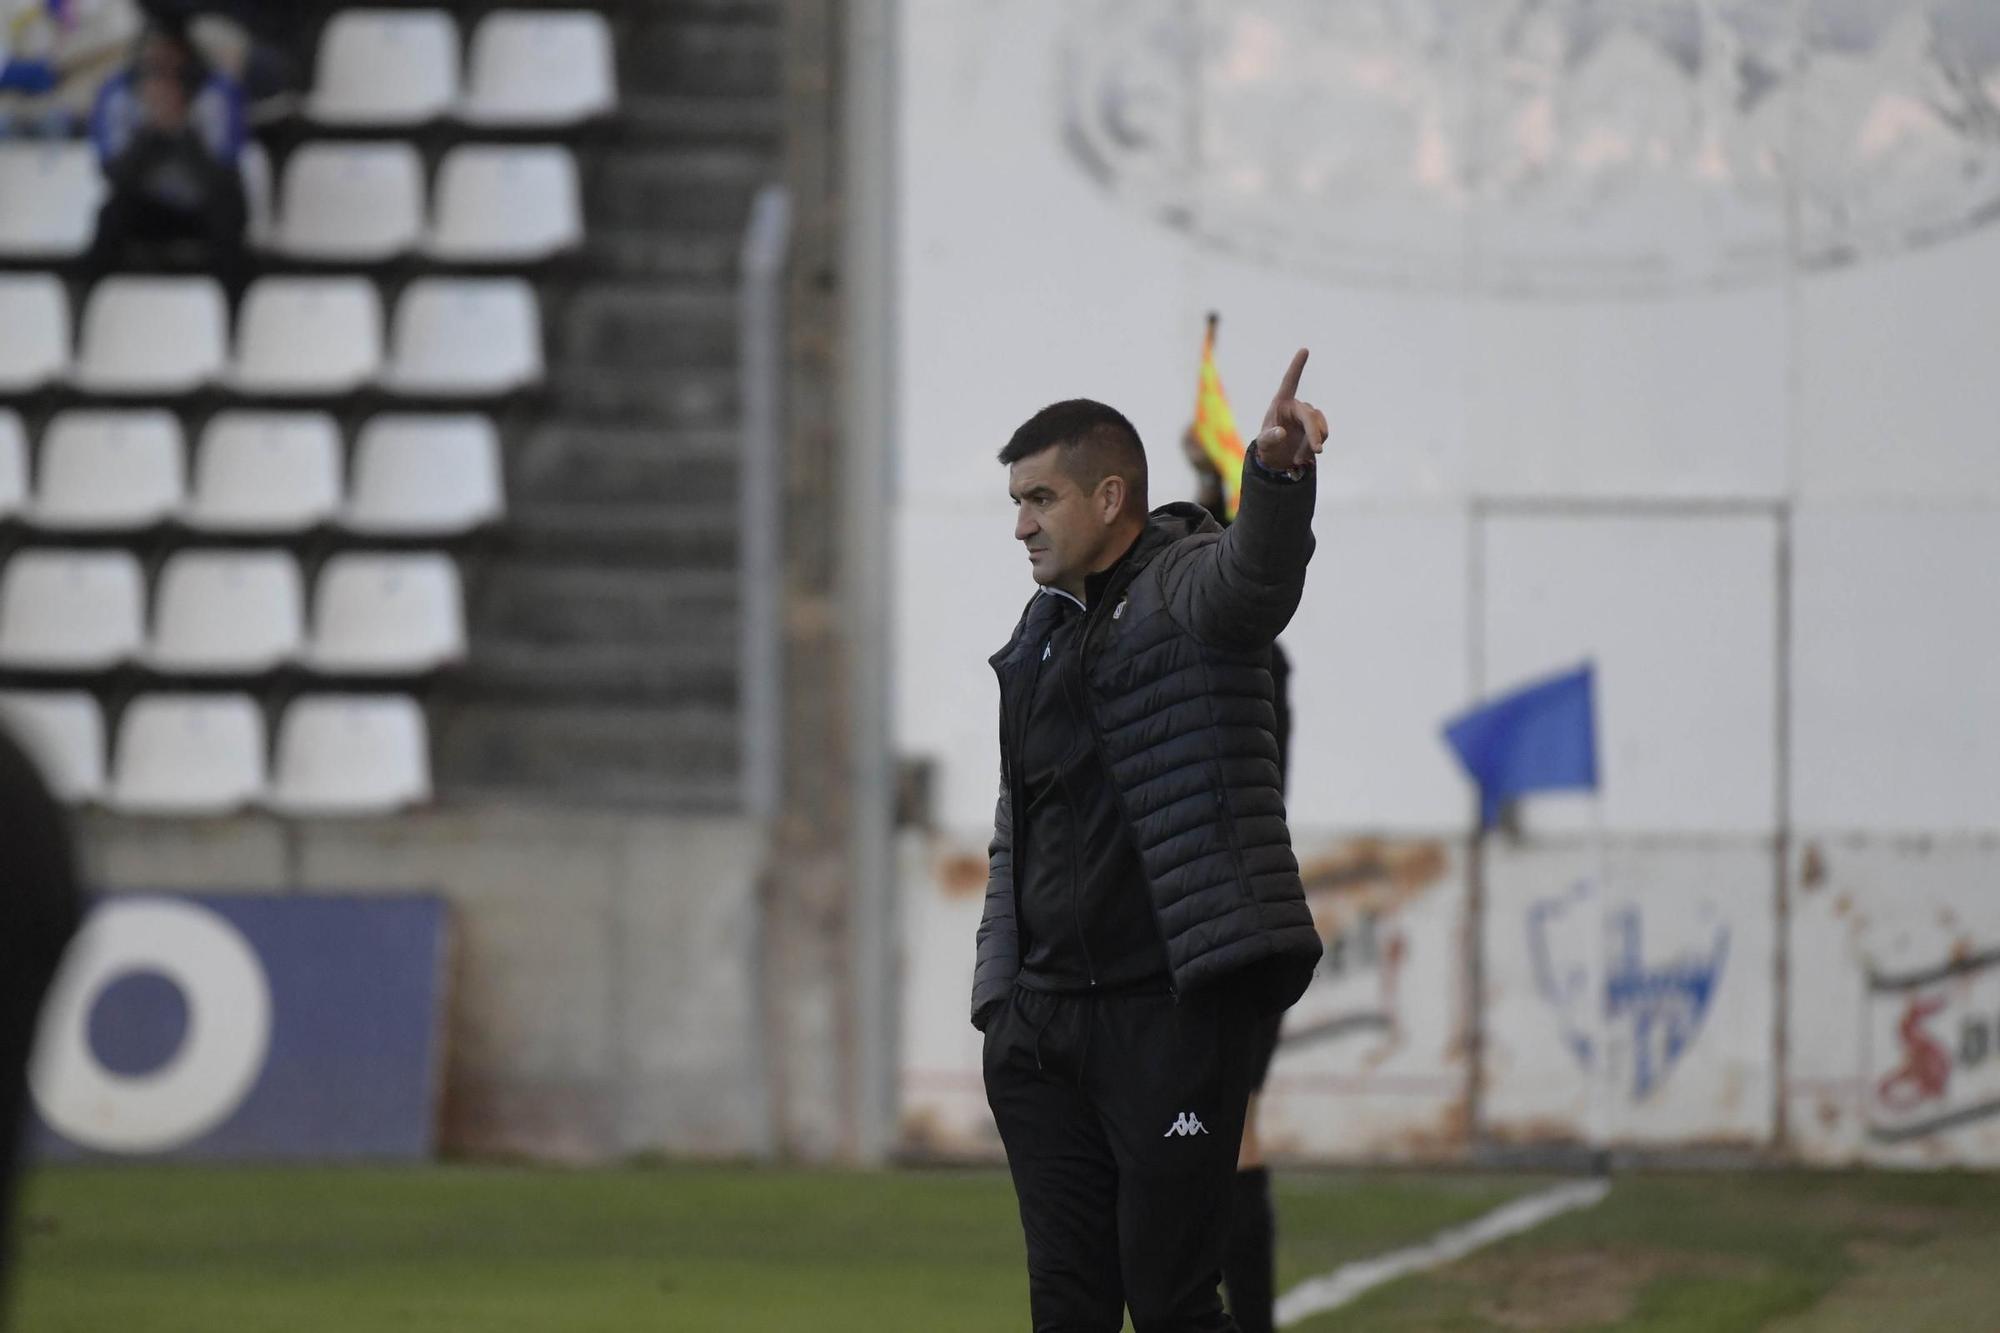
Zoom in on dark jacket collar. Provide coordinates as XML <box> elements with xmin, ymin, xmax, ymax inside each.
<box><xmin>992</xmin><ymin>503</ymin><xmax>1220</xmax><ymax>668</ymax></box>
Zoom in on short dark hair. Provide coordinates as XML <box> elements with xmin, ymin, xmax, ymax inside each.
<box><xmin>997</xmin><ymin>399</ymin><xmax>1148</xmax><ymax>512</ymax></box>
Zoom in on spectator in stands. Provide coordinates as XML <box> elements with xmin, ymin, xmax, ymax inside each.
<box><xmin>146</xmin><ymin>0</ymin><xmax>298</xmax><ymax>117</ymax></box>
<box><xmin>0</xmin><ymin>725</ymin><xmax>83</xmax><ymax>1327</ymax></box>
<box><xmin>84</xmin><ymin>15</ymin><xmax>246</xmax><ymax>293</ymax></box>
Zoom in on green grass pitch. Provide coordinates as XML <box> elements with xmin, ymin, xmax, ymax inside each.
<box><xmin>12</xmin><ymin>1165</ymin><xmax>2000</xmax><ymax>1330</ymax></box>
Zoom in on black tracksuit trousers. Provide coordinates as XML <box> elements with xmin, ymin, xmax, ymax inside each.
<box><xmin>984</xmin><ymin>982</ymin><xmax>1259</xmax><ymax>1333</ymax></box>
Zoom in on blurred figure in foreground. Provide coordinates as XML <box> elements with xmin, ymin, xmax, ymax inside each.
<box><xmin>0</xmin><ymin>725</ymin><xmax>83</xmax><ymax>1327</ymax></box>
<box><xmin>85</xmin><ymin>16</ymin><xmax>247</xmax><ymax>292</ymax></box>
<box><xmin>1184</xmin><ymin>422</ymin><xmax>1290</xmax><ymax>1333</ymax></box>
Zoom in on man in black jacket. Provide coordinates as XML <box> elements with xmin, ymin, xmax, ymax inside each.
<box><xmin>976</xmin><ymin>350</ymin><xmax>1327</xmax><ymax>1331</ymax></box>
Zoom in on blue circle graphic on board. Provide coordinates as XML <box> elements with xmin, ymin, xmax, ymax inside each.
<box><xmin>87</xmin><ymin>971</ymin><xmax>191</xmax><ymax>1078</ymax></box>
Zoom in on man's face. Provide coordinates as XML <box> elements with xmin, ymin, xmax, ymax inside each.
<box><xmin>1008</xmin><ymin>447</ymin><xmax>1109</xmax><ymax>595</ymax></box>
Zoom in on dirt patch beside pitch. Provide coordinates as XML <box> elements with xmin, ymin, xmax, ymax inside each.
<box><xmin>1448</xmin><ymin>1245</ymin><xmax>1757</xmax><ymax>1330</ymax></box>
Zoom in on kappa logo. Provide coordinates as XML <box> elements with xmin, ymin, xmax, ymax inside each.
<box><xmin>1162</xmin><ymin>1111</ymin><xmax>1209</xmax><ymax>1138</ymax></box>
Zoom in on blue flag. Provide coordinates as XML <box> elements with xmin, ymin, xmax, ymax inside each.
<box><xmin>1443</xmin><ymin>663</ymin><xmax>1598</xmax><ymax>827</ymax></box>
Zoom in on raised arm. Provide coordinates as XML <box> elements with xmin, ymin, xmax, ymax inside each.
<box><xmin>1160</xmin><ymin>348</ymin><xmax>1328</xmax><ymax>649</ymax></box>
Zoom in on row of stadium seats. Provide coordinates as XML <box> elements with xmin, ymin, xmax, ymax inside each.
<box><xmin>0</xmin><ymin>548</ymin><xmax>465</xmax><ymax>675</ymax></box>
<box><xmin>0</xmin><ymin>273</ymin><xmax>542</xmax><ymax>396</ymax></box>
<box><xmin>0</xmin><ymin>141</ymin><xmax>582</xmax><ymax>264</ymax></box>
<box><xmin>0</xmin><ymin>409</ymin><xmax>501</xmax><ymax>536</ymax></box>
<box><xmin>0</xmin><ymin>689</ymin><xmax>430</xmax><ymax>814</ymax></box>
<box><xmin>309</xmin><ymin>8</ymin><xmax>615</xmax><ymax>129</ymax></box>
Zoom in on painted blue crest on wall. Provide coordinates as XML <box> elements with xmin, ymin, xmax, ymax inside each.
<box><xmin>1528</xmin><ymin>879</ymin><xmax>1730</xmax><ymax>1100</ymax></box>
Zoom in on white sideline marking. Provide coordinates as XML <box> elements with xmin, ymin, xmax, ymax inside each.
<box><xmin>1274</xmin><ymin>1178</ymin><xmax>1612</xmax><ymax>1327</ymax></box>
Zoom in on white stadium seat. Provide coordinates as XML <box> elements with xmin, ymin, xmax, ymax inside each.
<box><xmin>0</xmin><ymin>549</ymin><xmax>145</xmax><ymax>670</ymax></box>
<box><xmin>268</xmin><ymin>692</ymin><xmax>430</xmax><ymax>815</ymax></box>
<box><xmin>231</xmin><ymin>277</ymin><xmax>384</xmax><ymax>395</ymax></box>
<box><xmin>147</xmin><ymin>550</ymin><xmax>305</xmax><ymax>674</ymax></box>
<box><xmin>30</xmin><ymin>409</ymin><xmax>184</xmax><ymax>531</ymax></box>
<box><xmin>307</xmin><ymin>552</ymin><xmax>465</xmax><ymax>674</ymax></box>
<box><xmin>184</xmin><ymin>411</ymin><xmax>344</xmax><ymax>534</ymax></box>
<box><xmin>107</xmin><ymin>692</ymin><xmax>267</xmax><ymax>814</ymax></box>
<box><xmin>428</xmin><ymin>144</ymin><xmax>583</xmax><ymax>262</ymax></box>
<box><xmin>0</xmin><ymin>141</ymin><xmax>103</xmax><ymax>258</ymax></box>
<box><xmin>274</xmin><ymin>141</ymin><xmax>426</xmax><ymax>261</ymax></box>
<box><xmin>242</xmin><ymin>141</ymin><xmax>276</xmax><ymax>248</ymax></box>
<box><xmin>460</xmin><ymin>10</ymin><xmax>616</xmax><ymax>127</ymax></box>
<box><xmin>307</xmin><ymin>9</ymin><xmax>460</xmax><ymax>127</ymax></box>
<box><xmin>344</xmin><ymin>414</ymin><xmax>504</xmax><ymax>536</ymax></box>
<box><xmin>0</xmin><ymin>691</ymin><xmax>107</xmax><ymax>804</ymax></box>
<box><xmin>0</xmin><ymin>274</ymin><xmax>71</xmax><ymax>392</ymax></box>
<box><xmin>73</xmin><ymin>276</ymin><xmax>228</xmax><ymax>394</ymax></box>
<box><xmin>385</xmin><ymin>278</ymin><xmax>543</xmax><ymax>396</ymax></box>
<box><xmin>0</xmin><ymin>411</ymin><xmax>26</xmax><ymax>518</ymax></box>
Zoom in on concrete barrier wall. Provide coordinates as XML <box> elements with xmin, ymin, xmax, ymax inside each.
<box><xmin>73</xmin><ymin>807</ymin><xmax>768</xmax><ymax>1163</ymax></box>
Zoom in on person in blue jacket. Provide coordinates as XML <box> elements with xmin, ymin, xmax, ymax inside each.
<box><xmin>85</xmin><ymin>16</ymin><xmax>247</xmax><ymax>294</ymax></box>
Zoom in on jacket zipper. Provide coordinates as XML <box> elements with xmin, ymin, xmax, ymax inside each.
<box><xmin>1067</xmin><ymin>586</ymin><xmax>1180</xmax><ymax>999</ymax></box>
<box><xmin>1055</xmin><ymin>763</ymin><xmax>1098</xmax><ymax>988</ymax></box>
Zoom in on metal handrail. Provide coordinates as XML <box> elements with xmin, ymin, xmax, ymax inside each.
<box><xmin>737</xmin><ymin>183</ymin><xmax>791</xmax><ymax>822</ymax></box>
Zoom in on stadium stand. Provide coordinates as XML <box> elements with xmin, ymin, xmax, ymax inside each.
<box><xmin>307</xmin><ymin>553</ymin><xmax>467</xmax><ymax>676</ymax></box>
<box><xmin>427</xmin><ymin>145</ymin><xmax>583</xmax><ymax>263</ymax></box>
<box><xmin>304</xmin><ymin>9</ymin><xmax>460</xmax><ymax>128</ymax></box>
<box><xmin>230</xmin><ymin>275</ymin><xmax>385</xmax><ymax>394</ymax></box>
<box><xmin>0</xmin><ymin>550</ymin><xmax>146</xmax><ymax>671</ymax></box>
<box><xmin>383</xmin><ymin>276</ymin><xmax>543</xmax><ymax>396</ymax></box>
<box><xmin>183</xmin><ymin>411</ymin><xmax>344</xmax><ymax>534</ymax></box>
<box><xmin>0</xmin><ymin>691</ymin><xmax>107</xmax><ymax>805</ymax></box>
<box><xmin>0</xmin><ymin>2</ymin><xmax>775</xmax><ymax>812</ymax></box>
<box><xmin>72</xmin><ymin>275</ymin><xmax>229</xmax><ymax>394</ymax></box>
<box><xmin>145</xmin><ymin>550</ymin><xmax>306</xmax><ymax>674</ymax></box>
<box><xmin>267</xmin><ymin>693</ymin><xmax>432</xmax><ymax>815</ymax></box>
<box><xmin>0</xmin><ymin>274</ymin><xmax>70</xmax><ymax>392</ymax></box>
<box><xmin>106</xmin><ymin>692</ymin><xmax>266</xmax><ymax>815</ymax></box>
<box><xmin>0</xmin><ymin>411</ymin><xmax>27</xmax><ymax>517</ymax></box>
<box><xmin>0</xmin><ymin>140</ymin><xmax>103</xmax><ymax>259</ymax></box>
<box><xmin>270</xmin><ymin>141</ymin><xmax>426</xmax><ymax>261</ymax></box>
<box><xmin>241</xmin><ymin>140</ymin><xmax>276</xmax><ymax>248</ymax></box>
<box><xmin>458</xmin><ymin>10</ymin><xmax>615</xmax><ymax>128</ymax></box>
<box><xmin>343</xmin><ymin>414</ymin><xmax>503</xmax><ymax>537</ymax></box>
<box><xmin>29</xmin><ymin>408</ymin><xmax>183</xmax><ymax>530</ymax></box>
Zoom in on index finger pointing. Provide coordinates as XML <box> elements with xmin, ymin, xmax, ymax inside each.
<box><xmin>1276</xmin><ymin>347</ymin><xmax>1309</xmax><ymax>401</ymax></box>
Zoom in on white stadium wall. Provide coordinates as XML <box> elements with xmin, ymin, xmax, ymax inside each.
<box><xmin>890</xmin><ymin>0</ymin><xmax>2000</xmax><ymax>1164</ymax></box>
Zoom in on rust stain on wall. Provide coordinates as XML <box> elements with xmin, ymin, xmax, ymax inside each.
<box><xmin>934</xmin><ymin>850</ymin><xmax>988</xmax><ymax>899</ymax></box>
<box><xmin>1800</xmin><ymin>842</ymin><xmax>1827</xmax><ymax>890</ymax></box>
<box><xmin>1298</xmin><ymin>837</ymin><xmax>1448</xmax><ymax>898</ymax></box>
<box><xmin>898</xmin><ymin>1106</ymin><xmax>1001</xmax><ymax>1160</ymax></box>
<box><xmin>1392</xmin><ymin>1097</ymin><xmax>1471</xmax><ymax>1157</ymax></box>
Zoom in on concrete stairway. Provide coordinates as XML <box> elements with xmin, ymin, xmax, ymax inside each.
<box><xmin>434</xmin><ymin>0</ymin><xmax>780</xmax><ymax>808</ymax></box>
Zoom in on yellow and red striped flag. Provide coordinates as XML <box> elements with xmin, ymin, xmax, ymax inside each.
<box><xmin>1192</xmin><ymin>312</ymin><xmax>1247</xmax><ymax>520</ymax></box>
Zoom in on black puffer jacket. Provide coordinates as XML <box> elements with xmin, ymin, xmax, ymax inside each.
<box><xmin>972</xmin><ymin>462</ymin><xmax>1324</xmax><ymax>1029</ymax></box>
